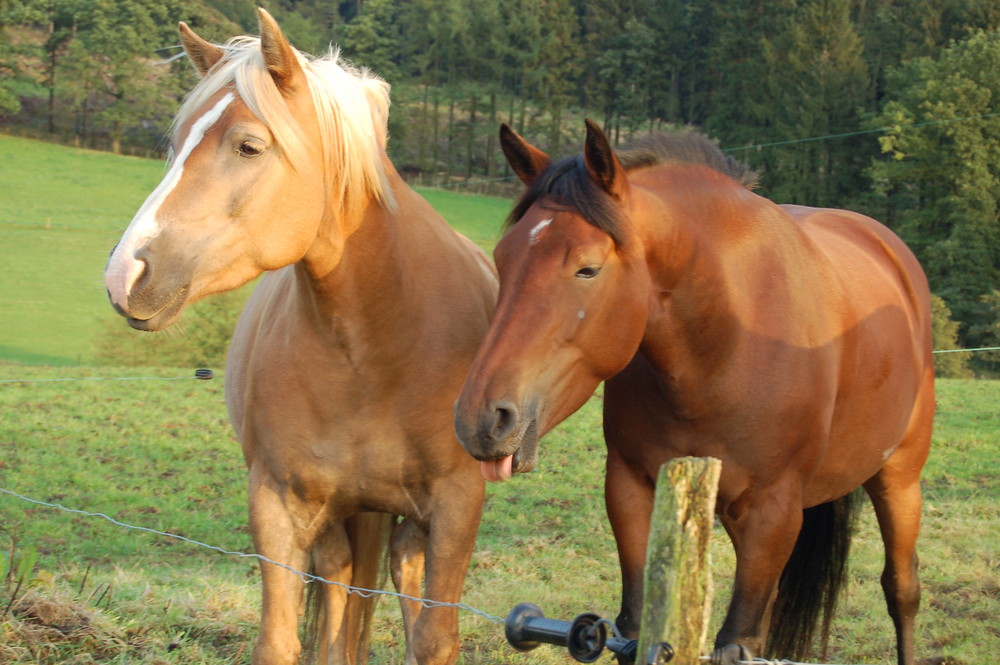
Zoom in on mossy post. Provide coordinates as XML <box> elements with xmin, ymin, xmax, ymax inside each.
<box><xmin>637</xmin><ymin>457</ymin><xmax>721</xmax><ymax>665</ymax></box>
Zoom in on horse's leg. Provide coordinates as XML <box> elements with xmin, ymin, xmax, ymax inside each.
<box><xmin>864</xmin><ymin>471</ymin><xmax>922</xmax><ymax>665</ymax></box>
<box><xmin>248</xmin><ymin>469</ymin><xmax>320</xmax><ymax>665</ymax></box>
<box><xmin>391</xmin><ymin>517</ymin><xmax>427</xmax><ymax>665</ymax></box>
<box><xmin>714</xmin><ymin>483</ymin><xmax>803</xmax><ymax>662</ymax></box>
<box><xmin>410</xmin><ymin>479</ymin><xmax>483</xmax><ymax>665</ymax></box>
<box><xmin>605</xmin><ymin>447</ymin><xmax>655</xmax><ymax>638</ymax></box>
<box><xmin>312</xmin><ymin>522</ymin><xmax>353</xmax><ymax>665</ymax></box>
<box><xmin>863</xmin><ymin>392</ymin><xmax>932</xmax><ymax>665</ymax></box>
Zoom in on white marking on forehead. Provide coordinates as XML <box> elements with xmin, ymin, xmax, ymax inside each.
<box><xmin>578</xmin><ymin>310</ymin><xmax>586</xmax><ymax>320</ymax></box>
<box><xmin>528</xmin><ymin>218</ymin><xmax>553</xmax><ymax>246</ymax></box>
<box><xmin>104</xmin><ymin>93</ymin><xmax>235</xmax><ymax>308</ymax></box>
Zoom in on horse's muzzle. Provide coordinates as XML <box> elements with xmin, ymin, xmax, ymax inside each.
<box><xmin>106</xmin><ymin>281</ymin><xmax>190</xmax><ymax>332</ymax></box>
<box><xmin>454</xmin><ymin>399</ymin><xmax>540</xmax><ymax>475</ymax></box>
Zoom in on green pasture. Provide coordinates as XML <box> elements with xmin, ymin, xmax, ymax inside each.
<box><xmin>0</xmin><ymin>136</ymin><xmax>157</xmax><ymax>364</ymax></box>
<box><xmin>0</xmin><ymin>134</ymin><xmax>511</xmax><ymax>366</ymax></box>
<box><xmin>0</xmin><ymin>370</ymin><xmax>996</xmax><ymax>664</ymax></box>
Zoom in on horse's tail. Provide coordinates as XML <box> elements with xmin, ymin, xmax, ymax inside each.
<box><xmin>765</xmin><ymin>490</ymin><xmax>861</xmax><ymax>661</ymax></box>
<box><xmin>302</xmin><ymin>512</ymin><xmax>394</xmax><ymax>665</ymax></box>
<box><xmin>345</xmin><ymin>513</ymin><xmax>394</xmax><ymax>664</ymax></box>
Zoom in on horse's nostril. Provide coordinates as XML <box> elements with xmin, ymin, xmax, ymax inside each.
<box><xmin>130</xmin><ymin>259</ymin><xmax>151</xmax><ymax>297</ymax></box>
<box><xmin>490</xmin><ymin>401</ymin><xmax>519</xmax><ymax>441</ymax></box>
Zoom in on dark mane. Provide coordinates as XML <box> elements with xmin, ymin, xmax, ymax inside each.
<box><xmin>618</xmin><ymin>132</ymin><xmax>758</xmax><ymax>188</ymax></box>
<box><xmin>504</xmin><ymin>131</ymin><xmax>757</xmax><ymax>243</ymax></box>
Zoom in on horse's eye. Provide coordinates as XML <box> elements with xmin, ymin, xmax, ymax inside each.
<box><xmin>575</xmin><ymin>266</ymin><xmax>602</xmax><ymax>279</ymax></box>
<box><xmin>238</xmin><ymin>139</ymin><xmax>265</xmax><ymax>158</ymax></box>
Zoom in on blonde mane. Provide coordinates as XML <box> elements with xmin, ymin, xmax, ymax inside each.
<box><xmin>174</xmin><ymin>36</ymin><xmax>395</xmax><ymax>217</ymax></box>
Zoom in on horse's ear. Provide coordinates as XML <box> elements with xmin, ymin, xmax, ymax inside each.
<box><xmin>500</xmin><ymin>123</ymin><xmax>552</xmax><ymax>187</ymax></box>
<box><xmin>583</xmin><ymin>119</ymin><xmax>628</xmax><ymax>199</ymax></box>
<box><xmin>179</xmin><ymin>22</ymin><xmax>224</xmax><ymax>78</ymax></box>
<box><xmin>258</xmin><ymin>8</ymin><xmax>306</xmax><ymax>91</ymax></box>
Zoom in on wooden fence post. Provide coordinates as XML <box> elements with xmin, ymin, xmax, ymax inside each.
<box><xmin>637</xmin><ymin>456</ymin><xmax>722</xmax><ymax>665</ymax></box>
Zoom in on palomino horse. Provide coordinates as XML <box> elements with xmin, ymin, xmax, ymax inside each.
<box><xmin>104</xmin><ymin>11</ymin><xmax>497</xmax><ymax>665</ymax></box>
<box><xmin>455</xmin><ymin>121</ymin><xmax>934</xmax><ymax>665</ymax></box>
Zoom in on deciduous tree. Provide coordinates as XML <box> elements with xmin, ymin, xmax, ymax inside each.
<box><xmin>870</xmin><ymin>29</ymin><xmax>1000</xmax><ymax>351</ymax></box>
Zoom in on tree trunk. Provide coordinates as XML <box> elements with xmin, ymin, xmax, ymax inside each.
<box><xmin>447</xmin><ymin>96</ymin><xmax>456</xmax><ymax>179</ymax></box>
<box><xmin>486</xmin><ymin>91</ymin><xmax>497</xmax><ymax>177</ymax></box>
<box><xmin>418</xmin><ymin>85</ymin><xmax>429</xmax><ymax>174</ymax></box>
<box><xmin>47</xmin><ymin>31</ymin><xmax>57</xmax><ymax>134</ymax></box>
<box><xmin>432</xmin><ymin>89</ymin><xmax>441</xmax><ymax>182</ymax></box>
<box><xmin>548</xmin><ymin>104</ymin><xmax>561</xmax><ymax>155</ymax></box>
<box><xmin>466</xmin><ymin>93</ymin><xmax>478</xmax><ymax>179</ymax></box>
<box><xmin>668</xmin><ymin>60</ymin><xmax>681</xmax><ymax>124</ymax></box>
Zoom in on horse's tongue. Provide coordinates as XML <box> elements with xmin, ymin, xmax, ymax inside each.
<box><xmin>480</xmin><ymin>455</ymin><xmax>514</xmax><ymax>482</ymax></box>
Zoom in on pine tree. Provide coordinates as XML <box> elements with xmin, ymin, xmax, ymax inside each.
<box><xmin>756</xmin><ymin>0</ymin><xmax>870</xmax><ymax>207</ymax></box>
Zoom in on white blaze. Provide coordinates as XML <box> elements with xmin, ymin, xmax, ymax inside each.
<box><xmin>528</xmin><ymin>218</ymin><xmax>553</xmax><ymax>246</ymax></box>
<box><xmin>104</xmin><ymin>93</ymin><xmax>235</xmax><ymax>309</ymax></box>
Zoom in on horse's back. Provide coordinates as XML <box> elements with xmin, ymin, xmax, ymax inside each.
<box><xmin>783</xmin><ymin>204</ymin><xmax>933</xmax><ymax>383</ymax></box>
<box><xmin>783</xmin><ymin>204</ymin><xmax>932</xmax><ymax>336</ymax></box>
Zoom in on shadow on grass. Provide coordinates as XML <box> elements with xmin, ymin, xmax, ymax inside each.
<box><xmin>0</xmin><ymin>345</ymin><xmax>75</xmax><ymax>366</ymax></box>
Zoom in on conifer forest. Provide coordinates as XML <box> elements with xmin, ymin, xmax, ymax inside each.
<box><xmin>1</xmin><ymin>0</ymin><xmax>998</xmax><ymax>367</ymax></box>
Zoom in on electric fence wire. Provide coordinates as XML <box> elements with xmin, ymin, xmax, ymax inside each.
<box><xmin>2</xmin><ymin>346</ymin><xmax>997</xmax><ymax>384</ymax></box>
<box><xmin>0</xmin><ymin>486</ymin><xmax>506</xmax><ymax>626</ymax></box>
<box><xmin>1</xmin><ymin>484</ymin><xmax>885</xmax><ymax>665</ymax></box>
<box><xmin>421</xmin><ymin>111</ymin><xmax>1000</xmax><ymax>190</ymax></box>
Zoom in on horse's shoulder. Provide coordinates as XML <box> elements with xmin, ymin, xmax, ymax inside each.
<box><xmin>780</xmin><ymin>203</ymin><xmax>880</xmax><ymax>231</ymax></box>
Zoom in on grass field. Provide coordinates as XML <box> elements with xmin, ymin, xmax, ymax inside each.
<box><xmin>0</xmin><ymin>369</ymin><xmax>996</xmax><ymax>664</ymax></box>
<box><xmin>0</xmin><ymin>134</ymin><xmax>512</xmax><ymax>366</ymax></box>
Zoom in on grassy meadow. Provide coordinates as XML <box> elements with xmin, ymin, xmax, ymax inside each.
<box><xmin>0</xmin><ymin>135</ymin><xmax>161</xmax><ymax>364</ymax></box>
<box><xmin>0</xmin><ymin>369</ymin><xmax>996</xmax><ymax>664</ymax></box>
<box><xmin>1</xmin><ymin>135</ymin><xmax>997</xmax><ymax>664</ymax></box>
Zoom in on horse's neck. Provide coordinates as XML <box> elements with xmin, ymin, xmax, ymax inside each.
<box><xmin>638</xmin><ymin>181</ymin><xmax>798</xmax><ymax>375</ymax></box>
<box><xmin>293</xmin><ymin>191</ymin><xmax>404</xmax><ymax>329</ymax></box>
<box><xmin>294</xmin><ymin>176</ymin><xmax>463</xmax><ymax>352</ymax></box>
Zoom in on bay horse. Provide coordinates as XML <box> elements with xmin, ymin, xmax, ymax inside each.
<box><xmin>454</xmin><ymin>120</ymin><xmax>934</xmax><ymax>665</ymax></box>
<box><xmin>103</xmin><ymin>10</ymin><xmax>497</xmax><ymax>665</ymax></box>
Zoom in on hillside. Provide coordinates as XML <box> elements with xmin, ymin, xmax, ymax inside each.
<box><xmin>0</xmin><ymin>134</ymin><xmax>510</xmax><ymax>365</ymax></box>
<box><xmin>0</xmin><ymin>135</ymin><xmax>164</xmax><ymax>364</ymax></box>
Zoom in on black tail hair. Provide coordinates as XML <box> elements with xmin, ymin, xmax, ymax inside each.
<box><xmin>765</xmin><ymin>490</ymin><xmax>862</xmax><ymax>660</ymax></box>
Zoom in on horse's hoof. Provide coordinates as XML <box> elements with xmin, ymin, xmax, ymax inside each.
<box><xmin>709</xmin><ymin>643</ymin><xmax>753</xmax><ymax>665</ymax></box>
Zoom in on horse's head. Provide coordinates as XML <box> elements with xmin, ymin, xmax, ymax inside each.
<box><xmin>104</xmin><ymin>9</ymin><xmax>391</xmax><ymax>330</ymax></box>
<box><xmin>455</xmin><ymin>121</ymin><xmax>650</xmax><ymax>481</ymax></box>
